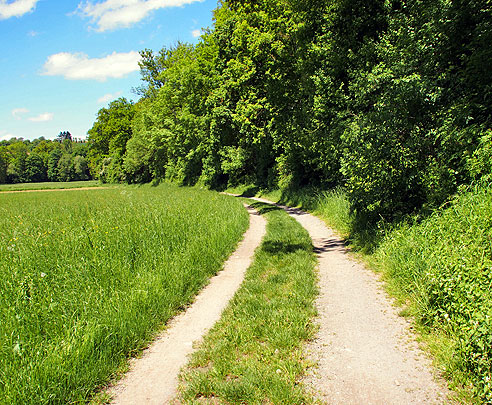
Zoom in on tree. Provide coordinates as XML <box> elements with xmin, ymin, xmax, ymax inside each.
<box><xmin>6</xmin><ymin>142</ymin><xmax>28</xmax><ymax>183</ymax></box>
<box><xmin>57</xmin><ymin>154</ymin><xmax>74</xmax><ymax>182</ymax></box>
<box><xmin>47</xmin><ymin>148</ymin><xmax>63</xmax><ymax>181</ymax></box>
<box><xmin>73</xmin><ymin>155</ymin><xmax>89</xmax><ymax>180</ymax></box>
<box><xmin>33</xmin><ymin>140</ymin><xmax>57</xmax><ymax>167</ymax></box>
<box><xmin>0</xmin><ymin>147</ymin><xmax>8</xmax><ymax>183</ymax></box>
<box><xmin>57</xmin><ymin>131</ymin><xmax>72</xmax><ymax>142</ymax></box>
<box><xmin>87</xmin><ymin>97</ymin><xmax>135</xmax><ymax>180</ymax></box>
<box><xmin>24</xmin><ymin>153</ymin><xmax>47</xmax><ymax>183</ymax></box>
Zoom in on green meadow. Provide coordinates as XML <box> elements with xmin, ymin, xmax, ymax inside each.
<box><xmin>0</xmin><ymin>184</ymin><xmax>248</xmax><ymax>404</ymax></box>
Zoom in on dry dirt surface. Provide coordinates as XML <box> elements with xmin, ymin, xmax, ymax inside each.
<box><xmin>250</xmin><ymin>196</ymin><xmax>450</xmax><ymax>404</ymax></box>
<box><xmin>109</xmin><ymin>205</ymin><xmax>266</xmax><ymax>405</ymax></box>
<box><xmin>0</xmin><ymin>187</ymin><xmax>107</xmax><ymax>193</ymax></box>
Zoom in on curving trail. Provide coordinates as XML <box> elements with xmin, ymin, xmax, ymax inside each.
<box><xmin>109</xmin><ymin>205</ymin><xmax>266</xmax><ymax>404</ymax></box>
<box><xmin>249</xmin><ymin>196</ymin><xmax>450</xmax><ymax>404</ymax></box>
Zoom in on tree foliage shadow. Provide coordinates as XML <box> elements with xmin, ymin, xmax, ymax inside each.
<box><xmin>262</xmin><ymin>240</ymin><xmax>311</xmax><ymax>254</ymax></box>
<box><xmin>248</xmin><ymin>201</ymin><xmax>282</xmax><ymax>215</ymax></box>
<box><xmin>239</xmin><ymin>186</ymin><xmax>261</xmax><ymax>197</ymax></box>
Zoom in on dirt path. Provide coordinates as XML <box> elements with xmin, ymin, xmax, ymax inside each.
<box><xmin>0</xmin><ymin>186</ymin><xmax>107</xmax><ymax>193</ymax></box>
<box><xmin>109</xmin><ymin>205</ymin><xmax>266</xmax><ymax>404</ymax></box>
<box><xmin>250</xmin><ymin>197</ymin><xmax>450</xmax><ymax>404</ymax></box>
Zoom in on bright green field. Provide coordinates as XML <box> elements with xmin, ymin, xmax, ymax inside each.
<box><xmin>0</xmin><ymin>180</ymin><xmax>102</xmax><ymax>192</ymax></box>
<box><xmin>0</xmin><ymin>184</ymin><xmax>248</xmax><ymax>404</ymax></box>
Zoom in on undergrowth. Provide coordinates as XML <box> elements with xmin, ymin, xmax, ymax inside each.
<box><xmin>375</xmin><ymin>186</ymin><xmax>492</xmax><ymax>402</ymax></box>
<box><xmin>0</xmin><ymin>184</ymin><xmax>248</xmax><ymax>404</ymax></box>
<box><xmin>178</xmin><ymin>201</ymin><xmax>318</xmax><ymax>404</ymax></box>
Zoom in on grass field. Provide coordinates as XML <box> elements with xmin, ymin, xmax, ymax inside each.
<box><xmin>179</xmin><ymin>201</ymin><xmax>318</xmax><ymax>403</ymax></box>
<box><xmin>0</xmin><ymin>180</ymin><xmax>102</xmax><ymax>192</ymax></box>
<box><xmin>0</xmin><ymin>184</ymin><xmax>248</xmax><ymax>404</ymax></box>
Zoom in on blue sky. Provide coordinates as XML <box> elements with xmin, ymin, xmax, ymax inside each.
<box><xmin>0</xmin><ymin>0</ymin><xmax>218</xmax><ymax>141</ymax></box>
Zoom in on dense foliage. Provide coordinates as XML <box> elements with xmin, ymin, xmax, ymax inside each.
<box><xmin>87</xmin><ymin>0</ymin><xmax>490</xmax><ymax>223</ymax></box>
<box><xmin>0</xmin><ymin>134</ymin><xmax>90</xmax><ymax>184</ymax></box>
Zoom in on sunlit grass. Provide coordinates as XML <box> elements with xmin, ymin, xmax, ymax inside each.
<box><xmin>374</xmin><ymin>186</ymin><xmax>492</xmax><ymax>402</ymax></box>
<box><xmin>0</xmin><ymin>184</ymin><xmax>248</xmax><ymax>404</ymax></box>
<box><xmin>179</xmin><ymin>201</ymin><xmax>318</xmax><ymax>404</ymax></box>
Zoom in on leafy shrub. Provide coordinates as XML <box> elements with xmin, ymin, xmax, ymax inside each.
<box><xmin>375</xmin><ymin>186</ymin><xmax>492</xmax><ymax>400</ymax></box>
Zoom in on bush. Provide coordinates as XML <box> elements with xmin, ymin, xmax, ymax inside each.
<box><xmin>375</xmin><ymin>186</ymin><xmax>492</xmax><ymax>400</ymax></box>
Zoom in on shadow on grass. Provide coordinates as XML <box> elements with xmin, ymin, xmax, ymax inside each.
<box><xmin>262</xmin><ymin>240</ymin><xmax>311</xmax><ymax>254</ymax></box>
<box><xmin>239</xmin><ymin>186</ymin><xmax>261</xmax><ymax>197</ymax></box>
<box><xmin>248</xmin><ymin>201</ymin><xmax>282</xmax><ymax>215</ymax></box>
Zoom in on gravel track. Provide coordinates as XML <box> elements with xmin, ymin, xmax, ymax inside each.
<box><xmin>250</xmin><ymin>196</ymin><xmax>450</xmax><ymax>404</ymax></box>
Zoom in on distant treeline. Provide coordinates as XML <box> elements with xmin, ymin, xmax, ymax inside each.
<box><xmin>0</xmin><ymin>133</ymin><xmax>90</xmax><ymax>184</ymax></box>
<box><xmin>87</xmin><ymin>0</ymin><xmax>491</xmax><ymax>221</ymax></box>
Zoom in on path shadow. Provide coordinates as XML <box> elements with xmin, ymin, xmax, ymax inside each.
<box><xmin>248</xmin><ymin>201</ymin><xmax>282</xmax><ymax>215</ymax></box>
<box><xmin>314</xmin><ymin>237</ymin><xmax>349</xmax><ymax>254</ymax></box>
<box><xmin>282</xmin><ymin>206</ymin><xmax>309</xmax><ymax>216</ymax></box>
<box><xmin>262</xmin><ymin>240</ymin><xmax>310</xmax><ymax>254</ymax></box>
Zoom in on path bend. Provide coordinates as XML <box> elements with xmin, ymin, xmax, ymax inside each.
<box><xmin>110</xmin><ymin>204</ymin><xmax>266</xmax><ymax>404</ymax></box>
<box><xmin>249</xmin><ymin>196</ymin><xmax>450</xmax><ymax>404</ymax></box>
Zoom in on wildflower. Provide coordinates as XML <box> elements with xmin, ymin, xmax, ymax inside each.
<box><xmin>40</xmin><ymin>273</ymin><xmax>47</xmax><ymax>278</ymax></box>
<box><xmin>13</xmin><ymin>342</ymin><xmax>21</xmax><ymax>355</ymax></box>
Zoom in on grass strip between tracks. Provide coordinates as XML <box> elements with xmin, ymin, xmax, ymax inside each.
<box><xmin>179</xmin><ymin>200</ymin><xmax>318</xmax><ymax>404</ymax></box>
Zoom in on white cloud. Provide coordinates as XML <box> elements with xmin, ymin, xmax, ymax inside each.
<box><xmin>191</xmin><ymin>29</ymin><xmax>201</xmax><ymax>38</ymax></box>
<box><xmin>28</xmin><ymin>112</ymin><xmax>54</xmax><ymax>122</ymax></box>
<box><xmin>0</xmin><ymin>130</ymin><xmax>15</xmax><ymax>141</ymax></box>
<box><xmin>41</xmin><ymin>51</ymin><xmax>140</xmax><ymax>81</ymax></box>
<box><xmin>77</xmin><ymin>0</ymin><xmax>204</xmax><ymax>32</ymax></box>
<box><xmin>0</xmin><ymin>0</ymin><xmax>38</xmax><ymax>19</ymax></box>
<box><xmin>97</xmin><ymin>91</ymin><xmax>122</xmax><ymax>103</ymax></box>
<box><xmin>27</xmin><ymin>30</ymin><xmax>39</xmax><ymax>37</ymax></box>
<box><xmin>12</xmin><ymin>108</ymin><xmax>29</xmax><ymax>120</ymax></box>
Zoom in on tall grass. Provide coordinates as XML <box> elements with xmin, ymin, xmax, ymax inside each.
<box><xmin>0</xmin><ymin>184</ymin><xmax>248</xmax><ymax>404</ymax></box>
